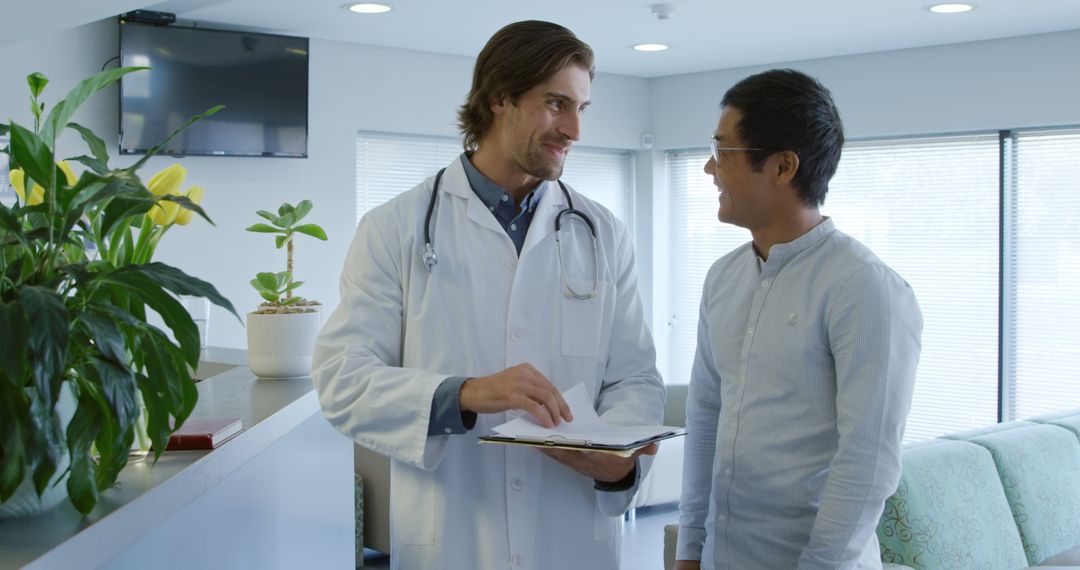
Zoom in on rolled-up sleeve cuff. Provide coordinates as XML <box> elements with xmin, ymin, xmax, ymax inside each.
<box><xmin>427</xmin><ymin>376</ymin><xmax>476</xmax><ymax>435</ymax></box>
<box><xmin>675</xmin><ymin>525</ymin><xmax>705</xmax><ymax>562</ymax></box>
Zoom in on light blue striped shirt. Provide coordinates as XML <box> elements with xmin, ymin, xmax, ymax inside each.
<box><xmin>677</xmin><ymin>219</ymin><xmax>922</xmax><ymax>569</ymax></box>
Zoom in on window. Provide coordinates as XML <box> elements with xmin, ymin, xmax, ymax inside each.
<box><xmin>825</xmin><ymin>136</ymin><xmax>1001</xmax><ymax>441</ymax></box>
<box><xmin>1007</xmin><ymin>129</ymin><xmax>1080</xmax><ymax>419</ymax></box>
<box><xmin>356</xmin><ymin>131</ymin><xmax>635</xmax><ymax>226</ymax></box>
<box><xmin>665</xmin><ymin>135</ymin><xmax>1004</xmax><ymax>442</ymax></box>
<box><xmin>665</xmin><ymin>150</ymin><xmax>748</xmax><ymax>388</ymax></box>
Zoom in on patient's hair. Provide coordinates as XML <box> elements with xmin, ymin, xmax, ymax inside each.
<box><xmin>458</xmin><ymin>20</ymin><xmax>594</xmax><ymax>151</ymax></box>
<box><xmin>722</xmin><ymin>69</ymin><xmax>844</xmax><ymax>207</ymax></box>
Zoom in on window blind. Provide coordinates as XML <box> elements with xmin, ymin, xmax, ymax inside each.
<box><xmin>825</xmin><ymin>136</ymin><xmax>1001</xmax><ymax>441</ymax></box>
<box><xmin>1007</xmin><ymin>129</ymin><xmax>1080</xmax><ymax>419</ymax></box>
<box><xmin>356</xmin><ymin>131</ymin><xmax>634</xmax><ymax>228</ymax></box>
<box><xmin>665</xmin><ymin>150</ymin><xmax>750</xmax><ymax>387</ymax></box>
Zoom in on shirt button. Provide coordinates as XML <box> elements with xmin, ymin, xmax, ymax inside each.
<box><xmin>506</xmin><ymin>260</ymin><xmax>517</xmax><ymax>272</ymax></box>
<box><xmin>746</xmin><ymin>326</ymin><xmax>754</xmax><ymax>335</ymax></box>
<box><xmin>717</xmin><ymin>514</ymin><xmax>728</xmax><ymax>523</ymax></box>
<box><xmin>444</xmin><ymin>427</ymin><xmax>452</xmax><ymax>434</ymax></box>
<box><xmin>761</xmin><ymin>279</ymin><xmax>769</xmax><ymax>288</ymax></box>
<box><xmin>510</xmin><ymin>223</ymin><xmax>517</xmax><ymax>231</ymax></box>
<box><xmin>729</xmin><ymin>421</ymin><xmax>737</xmax><ymax>429</ymax></box>
<box><xmin>511</xmin><ymin>477</ymin><xmax>524</xmax><ymax>491</ymax></box>
<box><xmin>722</xmin><ymin>468</ymin><xmax>732</xmax><ymax>477</ymax></box>
<box><xmin>489</xmin><ymin>205</ymin><xmax>495</xmax><ymax>211</ymax></box>
<box><xmin>501</xmin><ymin>195</ymin><xmax>509</xmax><ymax>202</ymax></box>
<box><xmin>788</xmin><ymin>313</ymin><xmax>798</xmax><ymax>325</ymax></box>
<box><xmin>510</xmin><ymin>329</ymin><xmax>521</xmax><ymax>341</ymax></box>
<box><xmin>512</xmin><ymin>553</ymin><xmax>524</xmax><ymax>565</ymax></box>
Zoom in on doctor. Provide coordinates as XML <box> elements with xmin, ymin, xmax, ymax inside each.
<box><xmin>312</xmin><ymin>20</ymin><xmax>664</xmax><ymax>570</ymax></box>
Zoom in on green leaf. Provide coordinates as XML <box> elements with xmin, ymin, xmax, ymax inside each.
<box><xmin>18</xmin><ymin>286</ymin><xmax>69</xmax><ymax>409</ymax></box>
<box><xmin>77</xmin><ymin>311</ymin><xmax>128</xmax><ymax>368</ymax></box>
<box><xmin>66</xmin><ymin>122</ymin><xmax>109</xmax><ymax>170</ymax></box>
<box><xmin>26</xmin><ymin>72</ymin><xmax>48</xmax><ymax>98</ymax></box>
<box><xmin>277</xmin><ymin>202</ymin><xmax>295</xmax><ymax>216</ymax></box>
<box><xmin>284</xmin><ymin>280</ymin><xmax>304</xmax><ymax>292</ymax></box>
<box><xmin>259</xmin><ymin>291</ymin><xmax>279</xmax><ymax>303</ymax></box>
<box><xmin>293</xmin><ymin>224</ymin><xmax>328</xmax><ymax>241</ymax></box>
<box><xmin>88</xmin><ymin>355</ymin><xmax>138</xmax><ymax>434</ymax></box>
<box><xmin>292</xmin><ymin>200</ymin><xmax>313</xmax><ymax>222</ymax></box>
<box><xmin>123</xmin><ymin>263</ymin><xmax>239</xmax><ymax>321</ymax></box>
<box><xmin>275</xmin><ymin>234</ymin><xmax>289</xmax><ymax>249</ymax></box>
<box><xmin>0</xmin><ymin>385</ymin><xmax>29</xmax><ymax>501</ymax></box>
<box><xmin>40</xmin><ymin>66</ymin><xmax>148</xmax><ymax>149</ymax></box>
<box><xmin>9</xmin><ymin>122</ymin><xmax>54</xmax><ymax>195</ymax></box>
<box><xmin>0</xmin><ymin>123</ymin><xmax>9</xmax><ymax>137</ymax></box>
<box><xmin>28</xmin><ymin>393</ymin><xmax>62</xmax><ymax>495</ymax></box>
<box><xmin>246</xmin><ymin>223</ymin><xmax>283</xmax><ymax>234</ymax></box>
<box><xmin>256</xmin><ymin>210</ymin><xmax>278</xmax><ymax>223</ymax></box>
<box><xmin>129</xmin><ymin>105</ymin><xmax>224</xmax><ymax>171</ymax></box>
<box><xmin>276</xmin><ymin>212</ymin><xmax>297</xmax><ymax>229</ymax></box>
<box><xmin>162</xmin><ymin>194</ymin><xmax>214</xmax><ymax>225</ymax></box>
<box><xmin>69</xmin><ymin>154</ymin><xmax>109</xmax><ymax>175</ymax></box>
<box><xmin>0</xmin><ymin>301</ymin><xmax>30</xmax><ymax>389</ymax></box>
<box><xmin>255</xmin><ymin>271</ymin><xmax>283</xmax><ymax>291</ymax></box>
<box><xmin>65</xmin><ymin>389</ymin><xmax>102</xmax><ymax>514</ymax></box>
<box><xmin>99</xmin><ymin>194</ymin><xmax>154</xmax><ymax>241</ymax></box>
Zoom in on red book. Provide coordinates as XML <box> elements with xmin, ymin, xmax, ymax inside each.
<box><xmin>166</xmin><ymin>418</ymin><xmax>243</xmax><ymax>450</ymax></box>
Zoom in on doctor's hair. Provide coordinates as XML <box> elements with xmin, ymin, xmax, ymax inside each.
<box><xmin>458</xmin><ymin>20</ymin><xmax>595</xmax><ymax>151</ymax></box>
<box><xmin>721</xmin><ymin>69</ymin><xmax>844</xmax><ymax>207</ymax></box>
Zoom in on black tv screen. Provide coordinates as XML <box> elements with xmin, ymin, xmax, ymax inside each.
<box><xmin>119</xmin><ymin>21</ymin><xmax>308</xmax><ymax>157</ymax></box>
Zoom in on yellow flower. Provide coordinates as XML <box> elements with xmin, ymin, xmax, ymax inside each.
<box><xmin>9</xmin><ymin>169</ymin><xmax>43</xmax><ymax>205</ymax></box>
<box><xmin>147</xmin><ymin>164</ymin><xmax>187</xmax><ymax>197</ymax></box>
<box><xmin>58</xmin><ymin>160</ymin><xmax>77</xmax><ymax>186</ymax></box>
<box><xmin>8</xmin><ymin>160</ymin><xmax>78</xmax><ymax>206</ymax></box>
<box><xmin>146</xmin><ymin>164</ymin><xmax>190</xmax><ymax>226</ymax></box>
<box><xmin>174</xmin><ymin>186</ymin><xmax>204</xmax><ymax>226</ymax></box>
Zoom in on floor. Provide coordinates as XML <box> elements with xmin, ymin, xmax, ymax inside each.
<box><xmin>359</xmin><ymin>504</ymin><xmax>678</xmax><ymax>569</ymax></box>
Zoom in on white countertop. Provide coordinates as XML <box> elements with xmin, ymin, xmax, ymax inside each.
<box><xmin>0</xmin><ymin>353</ymin><xmax>320</xmax><ymax>570</ymax></box>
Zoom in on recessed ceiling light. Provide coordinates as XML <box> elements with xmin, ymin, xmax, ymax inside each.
<box><xmin>345</xmin><ymin>2</ymin><xmax>392</xmax><ymax>14</ymax></box>
<box><xmin>928</xmin><ymin>3</ymin><xmax>975</xmax><ymax>14</ymax></box>
<box><xmin>633</xmin><ymin>43</ymin><xmax>669</xmax><ymax>52</ymax></box>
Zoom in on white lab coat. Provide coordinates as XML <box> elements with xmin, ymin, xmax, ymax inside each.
<box><xmin>313</xmin><ymin>157</ymin><xmax>664</xmax><ymax>570</ymax></box>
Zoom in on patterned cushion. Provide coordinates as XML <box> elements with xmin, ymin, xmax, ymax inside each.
<box><xmin>968</xmin><ymin>425</ymin><xmax>1080</xmax><ymax>566</ymax></box>
<box><xmin>355</xmin><ymin>473</ymin><xmax>365</xmax><ymax>556</ymax></box>
<box><xmin>876</xmin><ymin>439</ymin><xmax>1028</xmax><ymax>569</ymax></box>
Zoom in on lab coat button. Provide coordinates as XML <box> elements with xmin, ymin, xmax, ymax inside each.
<box><xmin>511</xmin><ymin>477</ymin><xmax>524</xmax><ymax>490</ymax></box>
<box><xmin>718</xmin><ymin>514</ymin><xmax>727</xmax><ymax>523</ymax></box>
<box><xmin>512</xmin><ymin>553</ymin><xmax>524</xmax><ymax>565</ymax></box>
<box><xmin>509</xmin><ymin>329</ymin><xmax>521</xmax><ymax>341</ymax></box>
<box><xmin>506</xmin><ymin>260</ymin><xmax>516</xmax><ymax>272</ymax></box>
<box><xmin>746</xmin><ymin>326</ymin><xmax>754</xmax><ymax>335</ymax></box>
<box><xmin>722</xmin><ymin>468</ymin><xmax>732</xmax><ymax>477</ymax></box>
<box><xmin>761</xmin><ymin>279</ymin><xmax>769</xmax><ymax>288</ymax></box>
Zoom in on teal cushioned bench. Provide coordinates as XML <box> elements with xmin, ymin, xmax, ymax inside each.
<box><xmin>876</xmin><ymin>439</ymin><xmax>1029</xmax><ymax>569</ymax></box>
<box><xmin>965</xmin><ymin>424</ymin><xmax>1080</xmax><ymax>566</ymax></box>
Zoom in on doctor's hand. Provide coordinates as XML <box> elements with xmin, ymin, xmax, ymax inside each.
<box><xmin>541</xmin><ymin>442</ymin><xmax>659</xmax><ymax>483</ymax></box>
<box><xmin>458</xmin><ymin>363</ymin><xmax>573</xmax><ymax>428</ymax></box>
<box><xmin>673</xmin><ymin>561</ymin><xmax>701</xmax><ymax>570</ymax></box>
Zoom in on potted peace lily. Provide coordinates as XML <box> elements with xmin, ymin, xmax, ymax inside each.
<box><xmin>245</xmin><ymin>201</ymin><xmax>327</xmax><ymax>379</ymax></box>
<box><xmin>0</xmin><ymin>68</ymin><xmax>237</xmax><ymax>517</ymax></box>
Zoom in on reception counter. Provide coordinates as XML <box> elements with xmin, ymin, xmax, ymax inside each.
<box><xmin>0</xmin><ymin>350</ymin><xmax>354</xmax><ymax>569</ymax></box>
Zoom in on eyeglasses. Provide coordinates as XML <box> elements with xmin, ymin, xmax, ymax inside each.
<box><xmin>710</xmin><ymin>138</ymin><xmax>762</xmax><ymax>163</ymax></box>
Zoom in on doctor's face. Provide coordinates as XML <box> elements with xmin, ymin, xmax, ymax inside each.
<box><xmin>495</xmin><ymin>64</ymin><xmax>591</xmax><ymax>182</ymax></box>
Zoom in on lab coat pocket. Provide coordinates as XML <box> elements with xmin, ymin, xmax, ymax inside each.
<box><xmin>560</xmin><ymin>279</ymin><xmax>611</xmax><ymax>359</ymax></box>
<box><xmin>391</xmin><ymin>467</ymin><xmax>436</xmax><ymax>545</ymax></box>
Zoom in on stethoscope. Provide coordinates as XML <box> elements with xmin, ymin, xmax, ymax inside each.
<box><xmin>421</xmin><ymin>168</ymin><xmax>599</xmax><ymax>299</ymax></box>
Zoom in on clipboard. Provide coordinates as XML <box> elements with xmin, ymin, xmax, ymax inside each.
<box><xmin>478</xmin><ymin>428</ymin><xmax>686</xmax><ymax>458</ymax></box>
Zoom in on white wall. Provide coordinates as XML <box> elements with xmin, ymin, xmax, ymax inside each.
<box><xmin>4</xmin><ymin>19</ymin><xmax>1080</xmax><ymax>350</ymax></box>
<box><xmin>0</xmin><ymin>19</ymin><xmax>649</xmax><ymax>349</ymax></box>
<box><xmin>649</xmin><ymin>29</ymin><xmax>1080</xmax><ymax>148</ymax></box>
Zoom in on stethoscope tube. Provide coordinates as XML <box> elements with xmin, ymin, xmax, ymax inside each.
<box><xmin>421</xmin><ymin>167</ymin><xmax>599</xmax><ymax>299</ymax></box>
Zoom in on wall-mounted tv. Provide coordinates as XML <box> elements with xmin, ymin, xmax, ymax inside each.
<box><xmin>119</xmin><ymin>21</ymin><xmax>308</xmax><ymax>158</ymax></box>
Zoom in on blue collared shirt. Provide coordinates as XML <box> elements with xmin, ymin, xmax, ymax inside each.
<box><xmin>427</xmin><ymin>154</ymin><xmax>546</xmax><ymax>436</ymax></box>
<box><xmin>677</xmin><ymin>219</ymin><xmax>923</xmax><ymax>568</ymax></box>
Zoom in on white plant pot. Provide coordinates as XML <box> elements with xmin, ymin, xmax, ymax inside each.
<box><xmin>246</xmin><ymin>310</ymin><xmax>322</xmax><ymax>379</ymax></box>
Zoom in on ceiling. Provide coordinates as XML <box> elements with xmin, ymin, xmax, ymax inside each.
<box><xmin>7</xmin><ymin>0</ymin><xmax>1080</xmax><ymax>77</ymax></box>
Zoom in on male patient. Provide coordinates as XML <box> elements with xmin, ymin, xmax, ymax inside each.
<box><xmin>675</xmin><ymin>69</ymin><xmax>922</xmax><ymax>569</ymax></box>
